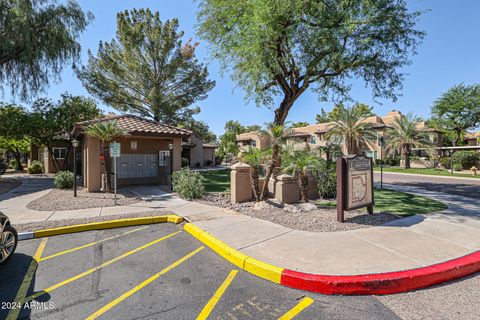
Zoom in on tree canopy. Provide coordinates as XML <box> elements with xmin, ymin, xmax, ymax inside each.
<box><xmin>217</xmin><ymin>120</ymin><xmax>261</xmax><ymax>159</ymax></box>
<box><xmin>431</xmin><ymin>83</ymin><xmax>480</xmax><ymax>146</ymax></box>
<box><xmin>290</xmin><ymin>121</ymin><xmax>310</xmax><ymax>128</ymax></box>
<box><xmin>197</xmin><ymin>0</ymin><xmax>424</xmax><ymax>125</ymax></box>
<box><xmin>316</xmin><ymin>103</ymin><xmax>373</xmax><ymax>123</ymax></box>
<box><xmin>0</xmin><ymin>0</ymin><xmax>92</xmax><ymax>100</ymax></box>
<box><xmin>0</xmin><ymin>104</ymin><xmax>30</xmax><ymax>170</ymax></box>
<box><xmin>76</xmin><ymin>8</ymin><xmax>215</xmax><ymax>126</ymax></box>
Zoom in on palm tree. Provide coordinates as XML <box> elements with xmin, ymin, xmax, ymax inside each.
<box><xmin>259</xmin><ymin>123</ymin><xmax>292</xmax><ymax>200</ymax></box>
<box><xmin>327</xmin><ymin>105</ymin><xmax>377</xmax><ymax>154</ymax></box>
<box><xmin>282</xmin><ymin>149</ymin><xmax>322</xmax><ymax>202</ymax></box>
<box><xmin>85</xmin><ymin>121</ymin><xmax>127</xmax><ymax>192</ymax></box>
<box><xmin>241</xmin><ymin>147</ymin><xmax>264</xmax><ymax>202</ymax></box>
<box><xmin>387</xmin><ymin>114</ymin><xmax>433</xmax><ymax>169</ymax></box>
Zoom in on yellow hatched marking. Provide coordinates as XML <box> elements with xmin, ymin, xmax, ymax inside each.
<box><xmin>25</xmin><ymin>231</ymin><xmax>181</xmax><ymax>302</ymax></box>
<box><xmin>40</xmin><ymin>226</ymin><xmax>149</xmax><ymax>261</ymax></box>
<box><xmin>6</xmin><ymin>238</ymin><xmax>48</xmax><ymax>320</ymax></box>
<box><xmin>278</xmin><ymin>297</ymin><xmax>314</xmax><ymax>320</ymax></box>
<box><xmin>197</xmin><ymin>270</ymin><xmax>238</xmax><ymax>320</ymax></box>
<box><xmin>85</xmin><ymin>246</ymin><xmax>205</xmax><ymax>320</ymax></box>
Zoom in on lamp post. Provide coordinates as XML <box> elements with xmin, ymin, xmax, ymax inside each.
<box><xmin>72</xmin><ymin>139</ymin><xmax>79</xmax><ymax>197</ymax></box>
<box><xmin>168</xmin><ymin>143</ymin><xmax>174</xmax><ymax>191</ymax></box>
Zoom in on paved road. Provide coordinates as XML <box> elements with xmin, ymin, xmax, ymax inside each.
<box><xmin>374</xmin><ymin>172</ymin><xmax>480</xmax><ymax>199</ymax></box>
<box><xmin>1</xmin><ymin>224</ymin><xmax>400</xmax><ymax>320</ymax></box>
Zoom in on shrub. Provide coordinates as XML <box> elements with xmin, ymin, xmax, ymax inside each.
<box><xmin>9</xmin><ymin>159</ymin><xmax>18</xmax><ymax>169</ymax></box>
<box><xmin>452</xmin><ymin>151</ymin><xmax>480</xmax><ymax>169</ymax></box>
<box><xmin>206</xmin><ymin>160</ymin><xmax>213</xmax><ymax>166</ymax></box>
<box><xmin>438</xmin><ymin>157</ymin><xmax>451</xmax><ymax>169</ymax></box>
<box><xmin>54</xmin><ymin>171</ymin><xmax>74</xmax><ymax>189</ymax></box>
<box><xmin>385</xmin><ymin>156</ymin><xmax>400</xmax><ymax>166</ymax></box>
<box><xmin>181</xmin><ymin>157</ymin><xmax>190</xmax><ymax>168</ymax></box>
<box><xmin>172</xmin><ymin>168</ymin><xmax>205</xmax><ymax>199</ymax></box>
<box><xmin>28</xmin><ymin>160</ymin><xmax>44</xmax><ymax>174</ymax></box>
<box><xmin>318</xmin><ymin>162</ymin><xmax>337</xmax><ymax>199</ymax></box>
<box><xmin>453</xmin><ymin>163</ymin><xmax>463</xmax><ymax>171</ymax></box>
<box><xmin>0</xmin><ymin>158</ymin><xmax>7</xmax><ymax>175</ymax></box>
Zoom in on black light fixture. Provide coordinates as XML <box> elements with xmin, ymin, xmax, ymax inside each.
<box><xmin>72</xmin><ymin>139</ymin><xmax>79</xmax><ymax>197</ymax></box>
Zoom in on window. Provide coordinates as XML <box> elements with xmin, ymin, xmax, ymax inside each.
<box><xmin>251</xmin><ymin>140</ymin><xmax>257</xmax><ymax>148</ymax></box>
<box><xmin>53</xmin><ymin>148</ymin><xmax>67</xmax><ymax>159</ymax></box>
<box><xmin>159</xmin><ymin>150</ymin><xmax>170</xmax><ymax>166</ymax></box>
<box><xmin>310</xmin><ymin>136</ymin><xmax>317</xmax><ymax>144</ymax></box>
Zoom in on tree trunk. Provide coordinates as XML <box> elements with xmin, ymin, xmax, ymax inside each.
<box><xmin>260</xmin><ymin>143</ymin><xmax>279</xmax><ymax>200</ymax></box>
<box><xmin>250</xmin><ymin>167</ymin><xmax>260</xmax><ymax>202</ymax></box>
<box><xmin>403</xmin><ymin>144</ymin><xmax>411</xmax><ymax>169</ymax></box>
<box><xmin>13</xmin><ymin>148</ymin><xmax>23</xmax><ymax>171</ymax></box>
<box><xmin>103</xmin><ymin>146</ymin><xmax>112</xmax><ymax>192</ymax></box>
<box><xmin>47</xmin><ymin>147</ymin><xmax>61</xmax><ymax>172</ymax></box>
<box><xmin>299</xmin><ymin>172</ymin><xmax>309</xmax><ymax>203</ymax></box>
<box><xmin>454</xmin><ymin>129</ymin><xmax>462</xmax><ymax>147</ymax></box>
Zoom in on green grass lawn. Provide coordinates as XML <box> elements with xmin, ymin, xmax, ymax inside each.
<box><xmin>200</xmin><ymin>169</ymin><xmax>230</xmax><ymax>192</ymax></box>
<box><xmin>374</xmin><ymin>166</ymin><xmax>480</xmax><ymax>179</ymax></box>
<box><xmin>201</xmin><ymin>169</ymin><xmax>447</xmax><ymax>216</ymax></box>
<box><xmin>316</xmin><ymin>188</ymin><xmax>447</xmax><ymax>216</ymax></box>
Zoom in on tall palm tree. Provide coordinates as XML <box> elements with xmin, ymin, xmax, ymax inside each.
<box><xmin>387</xmin><ymin>114</ymin><xmax>433</xmax><ymax>169</ymax></box>
<box><xmin>241</xmin><ymin>147</ymin><xmax>264</xmax><ymax>202</ymax></box>
<box><xmin>259</xmin><ymin>123</ymin><xmax>292</xmax><ymax>200</ymax></box>
<box><xmin>282</xmin><ymin>149</ymin><xmax>322</xmax><ymax>202</ymax></box>
<box><xmin>85</xmin><ymin>121</ymin><xmax>127</xmax><ymax>192</ymax></box>
<box><xmin>327</xmin><ymin>105</ymin><xmax>377</xmax><ymax>154</ymax></box>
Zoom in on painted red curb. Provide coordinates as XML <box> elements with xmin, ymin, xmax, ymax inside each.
<box><xmin>281</xmin><ymin>250</ymin><xmax>480</xmax><ymax>295</ymax></box>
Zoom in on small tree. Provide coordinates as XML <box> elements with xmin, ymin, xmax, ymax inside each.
<box><xmin>327</xmin><ymin>105</ymin><xmax>376</xmax><ymax>154</ymax></box>
<box><xmin>0</xmin><ymin>104</ymin><xmax>30</xmax><ymax>170</ymax></box>
<box><xmin>85</xmin><ymin>121</ymin><xmax>127</xmax><ymax>192</ymax></box>
<box><xmin>282</xmin><ymin>149</ymin><xmax>322</xmax><ymax>202</ymax></box>
<box><xmin>387</xmin><ymin>114</ymin><xmax>432</xmax><ymax>169</ymax></box>
<box><xmin>241</xmin><ymin>147</ymin><xmax>265</xmax><ymax>202</ymax></box>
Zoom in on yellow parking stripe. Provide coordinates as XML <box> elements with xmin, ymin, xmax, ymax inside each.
<box><xmin>197</xmin><ymin>270</ymin><xmax>238</xmax><ymax>320</ymax></box>
<box><xmin>6</xmin><ymin>238</ymin><xmax>48</xmax><ymax>320</ymax></box>
<box><xmin>25</xmin><ymin>230</ymin><xmax>181</xmax><ymax>302</ymax></box>
<box><xmin>85</xmin><ymin>246</ymin><xmax>205</xmax><ymax>320</ymax></box>
<box><xmin>278</xmin><ymin>297</ymin><xmax>314</xmax><ymax>320</ymax></box>
<box><xmin>40</xmin><ymin>226</ymin><xmax>149</xmax><ymax>261</ymax></box>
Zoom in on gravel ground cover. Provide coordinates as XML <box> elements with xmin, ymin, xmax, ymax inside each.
<box><xmin>199</xmin><ymin>192</ymin><xmax>400</xmax><ymax>232</ymax></box>
<box><xmin>14</xmin><ymin>210</ymin><xmax>175</xmax><ymax>232</ymax></box>
<box><xmin>26</xmin><ymin>187</ymin><xmax>141</xmax><ymax>211</ymax></box>
<box><xmin>0</xmin><ymin>178</ymin><xmax>22</xmax><ymax>195</ymax></box>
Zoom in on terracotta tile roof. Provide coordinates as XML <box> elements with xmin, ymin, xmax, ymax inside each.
<box><xmin>74</xmin><ymin>114</ymin><xmax>191</xmax><ymax>137</ymax></box>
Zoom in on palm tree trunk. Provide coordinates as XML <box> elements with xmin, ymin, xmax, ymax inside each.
<box><xmin>260</xmin><ymin>144</ymin><xmax>279</xmax><ymax>200</ymax></box>
<box><xmin>103</xmin><ymin>146</ymin><xmax>112</xmax><ymax>192</ymax></box>
<box><xmin>403</xmin><ymin>144</ymin><xmax>411</xmax><ymax>169</ymax></box>
<box><xmin>250</xmin><ymin>167</ymin><xmax>260</xmax><ymax>202</ymax></box>
<box><xmin>299</xmin><ymin>172</ymin><xmax>309</xmax><ymax>202</ymax></box>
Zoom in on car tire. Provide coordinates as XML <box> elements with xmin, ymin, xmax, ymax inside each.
<box><xmin>0</xmin><ymin>224</ymin><xmax>18</xmax><ymax>264</ymax></box>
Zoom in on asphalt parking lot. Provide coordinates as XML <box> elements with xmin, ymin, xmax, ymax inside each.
<box><xmin>0</xmin><ymin>223</ymin><xmax>401</xmax><ymax>320</ymax></box>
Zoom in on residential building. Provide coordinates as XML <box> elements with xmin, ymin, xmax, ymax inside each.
<box><xmin>236</xmin><ymin>132</ymin><xmax>271</xmax><ymax>152</ymax></box>
<box><xmin>465</xmin><ymin>132</ymin><xmax>480</xmax><ymax>146</ymax></box>
<box><xmin>181</xmin><ymin>134</ymin><xmax>218</xmax><ymax>168</ymax></box>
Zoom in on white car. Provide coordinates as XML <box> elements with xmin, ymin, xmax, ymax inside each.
<box><xmin>0</xmin><ymin>212</ymin><xmax>17</xmax><ymax>264</ymax></box>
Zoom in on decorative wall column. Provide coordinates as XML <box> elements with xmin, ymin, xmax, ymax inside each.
<box><xmin>275</xmin><ymin>174</ymin><xmax>300</xmax><ymax>204</ymax></box>
<box><xmin>231</xmin><ymin>162</ymin><xmax>252</xmax><ymax>204</ymax></box>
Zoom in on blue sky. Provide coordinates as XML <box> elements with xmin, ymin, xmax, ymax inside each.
<box><xmin>3</xmin><ymin>0</ymin><xmax>480</xmax><ymax>136</ymax></box>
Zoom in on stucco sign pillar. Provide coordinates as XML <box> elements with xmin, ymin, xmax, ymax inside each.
<box><xmin>336</xmin><ymin>155</ymin><xmax>374</xmax><ymax>222</ymax></box>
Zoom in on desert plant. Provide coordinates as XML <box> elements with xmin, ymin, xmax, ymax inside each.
<box><xmin>28</xmin><ymin>160</ymin><xmax>44</xmax><ymax>174</ymax></box>
<box><xmin>452</xmin><ymin>151</ymin><xmax>480</xmax><ymax>169</ymax></box>
<box><xmin>386</xmin><ymin>114</ymin><xmax>433</xmax><ymax>169</ymax></box>
<box><xmin>54</xmin><ymin>171</ymin><xmax>74</xmax><ymax>189</ymax></box>
<box><xmin>85</xmin><ymin>121</ymin><xmax>127</xmax><ymax>192</ymax></box>
<box><xmin>241</xmin><ymin>147</ymin><xmax>265</xmax><ymax>202</ymax></box>
<box><xmin>282</xmin><ymin>149</ymin><xmax>322</xmax><ymax>202</ymax></box>
<box><xmin>172</xmin><ymin>168</ymin><xmax>205</xmax><ymax>199</ymax></box>
<box><xmin>0</xmin><ymin>158</ymin><xmax>7</xmax><ymax>175</ymax></box>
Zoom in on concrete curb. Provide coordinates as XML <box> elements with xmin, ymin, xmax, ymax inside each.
<box><xmin>17</xmin><ymin>215</ymin><xmax>183</xmax><ymax>240</ymax></box>
<box><xmin>184</xmin><ymin>222</ymin><xmax>480</xmax><ymax>295</ymax></box>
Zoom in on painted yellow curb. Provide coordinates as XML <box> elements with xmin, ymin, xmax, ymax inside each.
<box><xmin>183</xmin><ymin>223</ymin><xmax>283</xmax><ymax>283</ymax></box>
<box><xmin>33</xmin><ymin>215</ymin><xmax>183</xmax><ymax>238</ymax></box>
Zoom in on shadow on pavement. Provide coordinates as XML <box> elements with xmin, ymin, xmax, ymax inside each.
<box><xmin>0</xmin><ymin>176</ymin><xmax>53</xmax><ymax>202</ymax></box>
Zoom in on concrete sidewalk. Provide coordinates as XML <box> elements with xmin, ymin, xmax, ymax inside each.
<box><xmin>1</xmin><ymin>177</ymin><xmax>479</xmax><ymax>275</ymax></box>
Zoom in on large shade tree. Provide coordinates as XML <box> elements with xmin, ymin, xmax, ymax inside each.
<box><xmin>431</xmin><ymin>84</ymin><xmax>480</xmax><ymax>146</ymax></box>
<box><xmin>76</xmin><ymin>9</ymin><xmax>215</xmax><ymax>126</ymax></box>
<box><xmin>0</xmin><ymin>0</ymin><xmax>92</xmax><ymax>99</ymax></box>
<box><xmin>197</xmin><ymin>0</ymin><xmax>424</xmax><ymax>126</ymax></box>
<box><xmin>0</xmin><ymin>104</ymin><xmax>29</xmax><ymax>170</ymax></box>
<box><xmin>316</xmin><ymin>103</ymin><xmax>373</xmax><ymax>124</ymax></box>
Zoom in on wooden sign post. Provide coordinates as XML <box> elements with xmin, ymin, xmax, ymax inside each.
<box><xmin>336</xmin><ymin>155</ymin><xmax>374</xmax><ymax>222</ymax></box>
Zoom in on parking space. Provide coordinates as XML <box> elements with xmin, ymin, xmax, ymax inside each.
<box><xmin>0</xmin><ymin>224</ymin><xmax>400</xmax><ymax>320</ymax></box>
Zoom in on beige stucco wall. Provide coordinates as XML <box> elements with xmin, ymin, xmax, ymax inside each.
<box><xmin>189</xmin><ymin>135</ymin><xmax>204</xmax><ymax>168</ymax></box>
<box><xmin>203</xmin><ymin>148</ymin><xmax>216</xmax><ymax>166</ymax></box>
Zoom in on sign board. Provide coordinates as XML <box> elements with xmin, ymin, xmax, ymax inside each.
<box><xmin>109</xmin><ymin>142</ymin><xmax>121</xmax><ymax>158</ymax></box>
<box><xmin>130</xmin><ymin>141</ymin><xmax>137</xmax><ymax>151</ymax></box>
<box><xmin>336</xmin><ymin>155</ymin><xmax>374</xmax><ymax>222</ymax></box>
